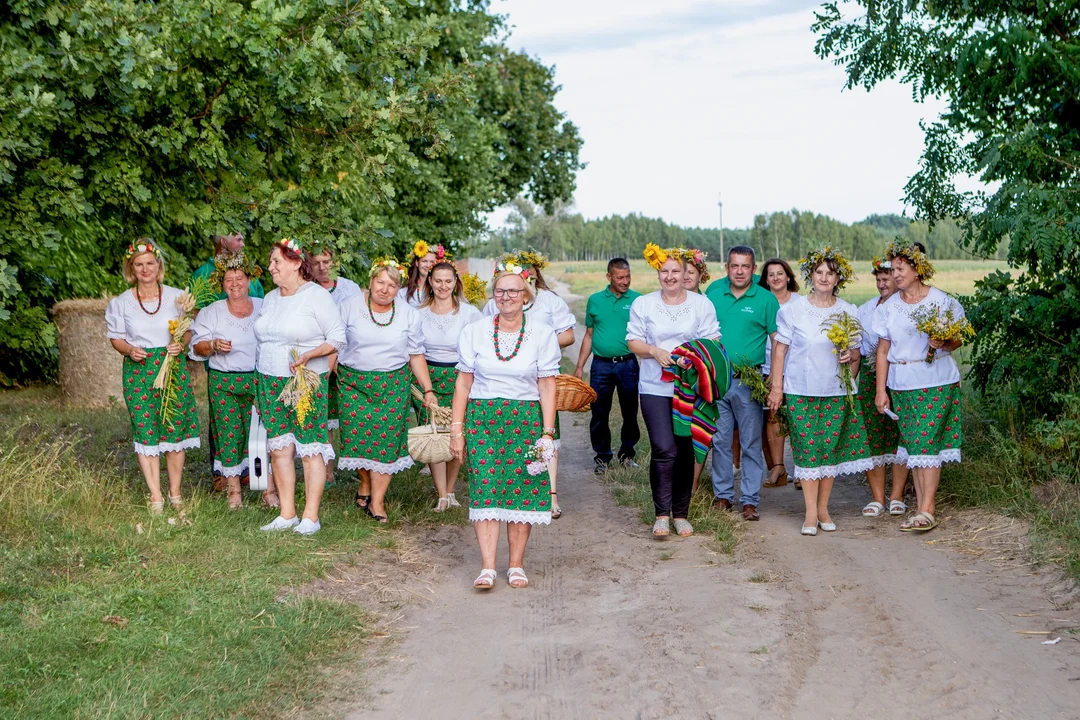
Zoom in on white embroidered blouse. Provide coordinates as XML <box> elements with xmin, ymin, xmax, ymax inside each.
<box><xmin>871</xmin><ymin>287</ymin><xmax>965</xmax><ymax>391</ymax></box>
<box><xmin>456</xmin><ymin>316</ymin><xmax>561</xmax><ymax>400</ymax></box>
<box><xmin>774</xmin><ymin>294</ymin><xmax>860</xmax><ymax>397</ymax></box>
<box><xmin>338</xmin><ymin>292</ymin><xmax>425</xmax><ymax>372</ymax></box>
<box><xmin>188</xmin><ymin>297</ymin><xmax>263</xmax><ymax>372</ymax></box>
<box><xmin>626</xmin><ymin>291</ymin><xmax>720</xmax><ymax>397</ymax></box>
<box><xmin>329</xmin><ymin>277</ymin><xmax>363</xmax><ymax>307</ymax></box>
<box><xmin>254</xmin><ymin>282</ymin><xmax>345</xmax><ymax>377</ymax></box>
<box><xmin>419</xmin><ymin>302</ymin><xmax>483</xmax><ymax>363</ymax></box>
<box><xmin>106</xmin><ymin>285</ymin><xmax>186</xmax><ymax>349</ymax></box>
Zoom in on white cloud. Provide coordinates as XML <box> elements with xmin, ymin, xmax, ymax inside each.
<box><xmin>494</xmin><ymin>0</ymin><xmax>967</xmax><ymax>228</ymax></box>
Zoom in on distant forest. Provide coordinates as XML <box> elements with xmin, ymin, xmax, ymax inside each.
<box><xmin>471</xmin><ymin>198</ymin><xmax>1007</xmax><ymax>262</ymax></box>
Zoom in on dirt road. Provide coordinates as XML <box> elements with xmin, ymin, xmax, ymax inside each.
<box><xmin>338</xmin><ymin>410</ymin><xmax>1080</xmax><ymax>719</ymax></box>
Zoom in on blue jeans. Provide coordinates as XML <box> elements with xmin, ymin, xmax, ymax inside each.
<box><xmin>588</xmin><ymin>356</ymin><xmax>640</xmax><ymax>463</ymax></box>
<box><xmin>710</xmin><ymin>378</ymin><xmax>765</xmax><ymax>508</ymax></box>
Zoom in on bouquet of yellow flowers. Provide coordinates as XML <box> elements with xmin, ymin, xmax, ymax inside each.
<box><xmin>821</xmin><ymin>311</ymin><xmax>863</xmax><ymax>412</ymax></box>
<box><xmin>278</xmin><ymin>348</ymin><xmax>321</xmax><ymax>427</ymax></box>
<box><xmin>462</xmin><ymin>272</ymin><xmax>487</xmax><ymax>307</ymax></box>
<box><xmin>153</xmin><ymin>290</ymin><xmax>197</xmax><ymax>429</ymax></box>
<box><xmin>909</xmin><ymin>303</ymin><xmax>975</xmax><ymax>364</ymax></box>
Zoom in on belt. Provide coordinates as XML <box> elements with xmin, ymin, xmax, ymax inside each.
<box><xmin>426</xmin><ymin>359</ymin><xmax>458</xmax><ymax>368</ymax></box>
<box><xmin>594</xmin><ymin>354</ymin><xmax>634</xmax><ymax>363</ymax></box>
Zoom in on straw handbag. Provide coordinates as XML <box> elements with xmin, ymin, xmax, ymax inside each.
<box><xmin>408</xmin><ymin>422</ymin><xmax>454</xmax><ymax>464</ymax></box>
<box><xmin>555</xmin><ymin>373</ymin><xmax>597</xmax><ymax>412</ymax></box>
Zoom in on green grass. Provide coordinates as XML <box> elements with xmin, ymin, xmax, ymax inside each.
<box><xmin>550</xmin><ymin>258</ymin><xmax>1012</xmax><ymax>307</ymax></box>
<box><xmin>0</xmin><ymin>387</ymin><xmax>462</xmax><ymax>718</ymax></box>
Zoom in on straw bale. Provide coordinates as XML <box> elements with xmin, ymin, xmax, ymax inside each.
<box><xmin>51</xmin><ymin>297</ymin><xmax>124</xmax><ymax>407</ymax></box>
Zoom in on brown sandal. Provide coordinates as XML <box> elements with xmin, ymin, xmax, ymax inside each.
<box><xmin>762</xmin><ymin>470</ymin><xmax>788</xmax><ymax>488</ymax></box>
<box><xmin>227</xmin><ymin>478</ymin><xmax>243</xmax><ymax>510</ymax></box>
<box><xmin>262</xmin><ymin>489</ymin><xmax>279</xmax><ymax>509</ymax></box>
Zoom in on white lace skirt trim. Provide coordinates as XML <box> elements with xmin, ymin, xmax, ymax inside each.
<box><xmin>469</xmin><ymin>508</ymin><xmax>552</xmax><ymax>525</ymax></box>
<box><xmin>868</xmin><ymin>452</ymin><xmax>901</xmax><ymax>468</ymax></box>
<box><xmin>133</xmin><ymin>437</ymin><xmax>201</xmax><ymax>457</ymax></box>
<box><xmin>214</xmin><ymin>458</ymin><xmax>249</xmax><ymax>478</ymax></box>
<box><xmin>793</xmin><ymin>456</ymin><xmax>875</xmax><ymax>481</ymax></box>
<box><xmin>326</xmin><ymin>419</ymin><xmax>340</xmax><ymax>430</ymax></box>
<box><xmin>266</xmin><ymin>433</ymin><xmax>335</xmax><ymax>462</ymax></box>
<box><xmin>895</xmin><ymin>446</ymin><xmax>961</xmax><ymax>468</ymax></box>
<box><xmin>338</xmin><ymin>455</ymin><xmax>414</xmax><ymax>474</ymax></box>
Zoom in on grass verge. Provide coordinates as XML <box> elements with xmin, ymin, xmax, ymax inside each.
<box><xmin>0</xmin><ymin>387</ymin><xmax>462</xmax><ymax>718</ymax></box>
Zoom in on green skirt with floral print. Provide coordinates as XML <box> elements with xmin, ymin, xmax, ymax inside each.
<box><xmin>255</xmin><ymin>371</ymin><xmax>333</xmax><ymax>461</ymax></box>
<box><xmin>786</xmin><ymin>394</ymin><xmax>873</xmax><ymax>481</ymax></box>
<box><xmin>891</xmin><ymin>382</ymin><xmax>963</xmax><ymax>468</ymax></box>
<box><xmin>857</xmin><ymin>367</ymin><xmax>901</xmax><ymax>466</ymax></box>
<box><xmin>465</xmin><ymin>397</ymin><xmax>552</xmax><ymax>525</ymax></box>
<box><xmin>337</xmin><ymin>364</ymin><xmax>414</xmax><ymax>474</ymax></box>
<box><xmin>327</xmin><ymin>370</ymin><xmax>341</xmax><ymax>430</ymax></box>
<box><xmin>208</xmin><ymin>369</ymin><xmax>256</xmax><ymax>477</ymax></box>
<box><xmin>411</xmin><ymin>363</ymin><xmax>458</xmax><ymax>424</ymax></box>
<box><xmin>122</xmin><ymin>348</ymin><xmax>201</xmax><ymax>456</ymax></box>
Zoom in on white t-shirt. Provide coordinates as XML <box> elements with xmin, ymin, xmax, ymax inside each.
<box><xmin>774</xmin><ymin>294</ymin><xmax>860</xmax><ymax>397</ymax></box>
<box><xmin>397</xmin><ymin>285</ymin><xmax>427</xmax><ymax>309</ymax></box>
<box><xmin>626</xmin><ymin>291</ymin><xmax>720</xmax><ymax>397</ymax></box>
<box><xmin>338</xmin><ymin>292</ymin><xmax>424</xmax><ymax>371</ymax></box>
<box><xmin>419</xmin><ymin>302</ymin><xmax>483</xmax><ymax>363</ymax></box>
<box><xmin>456</xmin><ymin>316</ymin><xmax>561</xmax><ymax>400</ymax></box>
<box><xmin>762</xmin><ymin>293</ymin><xmax>795</xmax><ymax>376</ymax></box>
<box><xmin>482</xmin><ymin>288</ymin><xmax>577</xmax><ymax>333</ymax></box>
<box><xmin>857</xmin><ymin>295</ymin><xmax>890</xmax><ymax>373</ymax></box>
<box><xmin>188</xmin><ymin>297</ymin><xmax>263</xmax><ymax>372</ymax></box>
<box><xmin>106</xmin><ymin>285</ymin><xmax>187</xmax><ymax>349</ymax></box>
<box><xmin>254</xmin><ymin>282</ymin><xmax>345</xmax><ymax>377</ymax></box>
<box><xmin>872</xmin><ymin>287</ymin><xmax>965</xmax><ymax>391</ymax></box>
<box><xmin>329</xmin><ymin>277</ymin><xmax>362</xmax><ymax>307</ymax></box>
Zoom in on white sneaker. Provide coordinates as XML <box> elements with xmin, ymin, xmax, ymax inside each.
<box><xmin>293</xmin><ymin>518</ymin><xmax>321</xmax><ymax>535</ymax></box>
<box><xmin>261</xmin><ymin>515</ymin><xmax>300</xmax><ymax>532</ymax></box>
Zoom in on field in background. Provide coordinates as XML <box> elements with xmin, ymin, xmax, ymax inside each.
<box><xmin>551</xmin><ymin>259</ymin><xmax>1012</xmax><ymax>306</ymax></box>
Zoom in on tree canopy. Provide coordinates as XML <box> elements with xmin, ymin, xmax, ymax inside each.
<box><xmin>0</xmin><ymin>0</ymin><xmax>583</xmax><ymax>383</ymax></box>
<box><xmin>814</xmin><ymin>0</ymin><xmax>1080</xmax><ymax>420</ymax></box>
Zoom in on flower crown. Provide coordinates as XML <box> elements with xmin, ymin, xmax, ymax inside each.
<box><xmin>494</xmin><ymin>259</ymin><xmax>530</xmax><ymax>280</ymax></box>
<box><xmin>681</xmin><ymin>247</ymin><xmax>710</xmax><ymax>284</ymax></box>
<box><xmin>871</xmin><ymin>256</ymin><xmax>892</xmax><ymax>274</ymax></box>
<box><xmin>517</xmin><ymin>250</ymin><xmax>548</xmax><ymax>270</ymax></box>
<box><xmin>278</xmin><ymin>237</ymin><xmax>303</xmax><ymax>254</ymax></box>
<box><xmin>210</xmin><ymin>249</ymin><xmax>262</xmax><ymax>290</ymax></box>
<box><xmin>643</xmin><ymin>243</ymin><xmax>678</xmax><ymax>270</ymax></box>
<box><xmin>798</xmin><ymin>245</ymin><xmax>856</xmax><ymax>290</ymax></box>
<box><xmin>884</xmin><ymin>239</ymin><xmax>935</xmax><ymax>282</ymax></box>
<box><xmin>370</xmin><ymin>256</ymin><xmax>407</xmax><ymax>282</ymax></box>
<box><xmin>125</xmin><ymin>239</ymin><xmax>163</xmax><ymax>262</ymax></box>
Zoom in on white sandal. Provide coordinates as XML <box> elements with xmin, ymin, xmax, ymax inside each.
<box><xmin>889</xmin><ymin>500</ymin><xmax>908</xmax><ymax>516</ymax></box>
<box><xmin>862</xmin><ymin>501</ymin><xmax>886</xmax><ymax>517</ymax></box>
<box><xmin>673</xmin><ymin>518</ymin><xmax>694</xmax><ymax>537</ymax></box>
<box><xmin>167</xmin><ymin>495</ymin><xmax>183</xmax><ymax>508</ymax></box>
<box><xmin>801</xmin><ymin>526</ymin><xmax>818</xmax><ymax>536</ymax></box>
<box><xmin>507</xmin><ymin>567</ymin><xmax>529</xmax><ymax>589</ymax></box>
<box><xmin>652</xmin><ymin>517</ymin><xmax>670</xmax><ymax>537</ymax></box>
<box><xmin>473</xmin><ymin>569</ymin><xmax>496</xmax><ymax>590</ymax></box>
<box><xmin>433</xmin><ymin>496</ymin><xmax>450</xmax><ymax>513</ymax></box>
<box><xmin>446</xmin><ymin>493</ymin><xmax>461</xmax><ymax>508</ymax></box>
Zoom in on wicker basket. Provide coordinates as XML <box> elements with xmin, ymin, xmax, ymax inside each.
<box><xmin>555</xmin><ymin>373</ymin><xmax>597</xmax><ymax>412</ymax></box>
<box><xmin>408</xmin><ymin>422</ymin><xmax>454</xmax><ymax>464</ymax></box>
<box><xmin>410</xmin><ymin>385</ymin><xmax>452</xmax><ymax>426</ymax></box>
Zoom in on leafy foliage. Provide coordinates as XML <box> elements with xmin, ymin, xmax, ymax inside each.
<box><xmin>814</xmin><ymin>0</ymin><xmax>1080</xmax><ymax>420</ymax></box>
<box><xmin>0</xmin><ymin>0</ymin><xmax>582</xmax><ymax>383</ymax></box>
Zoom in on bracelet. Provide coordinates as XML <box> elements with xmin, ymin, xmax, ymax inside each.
<box><xmin>449</xmin><ymin>433</ymin><xmax>464</xmax><ymax>439</ymax></box>
<box><xmin>542</xmin><ymin>426</ymin><xmax>557</xmax><ymax>435</ymax></box>
<box><xmin>450</xmin><ymin>421</ymin><xmax>463</xmax><ymax>427</ymax></box>
<box><xmin>424</xmin><ymin>388</ymin><xmax>435</xmax><ymax>394</ymax></box>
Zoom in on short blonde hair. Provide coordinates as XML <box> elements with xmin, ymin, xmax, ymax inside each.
<box><xmin>369</xmin><ymin>265</ymin><xmax>404</xmax><ymax>289</ymax></box>
<box><xmin>490</xmin><ymin>270</ymin><xmax>535</xmax><ymax>304</ymax></box>
<box><xmin>121</xmin><ymin>249</ymin><xmax>165</xmax><ymax>285</ymax></box>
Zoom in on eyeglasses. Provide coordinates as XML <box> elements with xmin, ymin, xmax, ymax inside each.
<box><xmin>493</xmin><ymin>288</ymin><xmax>523</xmax><ymax>298</ymax></box>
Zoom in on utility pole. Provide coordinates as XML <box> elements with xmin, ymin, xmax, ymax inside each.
<box><xmin>718</xmin><ymin>192</ymin><xmax>724</xmax><ymax>259</ymax></box>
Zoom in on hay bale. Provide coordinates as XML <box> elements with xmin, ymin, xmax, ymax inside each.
<box><xmin>51</xmin><ymin>297</ymin><xmax>124</xmax><ymax>407</ymax></box>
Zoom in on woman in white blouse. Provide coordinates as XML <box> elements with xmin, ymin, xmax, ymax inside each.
<box><xmin>107</xmin><ymin>239</ymin><xmax>201</xmax><ymax>514</ymax></box>
<box><xmin>337</xmin><ymin>258</ymin><xmax>436</xmax><ymax>523</ymax></box>
<box><xmin>189</xmin><ymin>249</ymin><xmax>271</xmax><ymax>509</ymax></box>
<box><xmin>398</xmin><ymin>241</ymin><xmax>443</xmax><ymax>308</ymax></box>
<box><xmin>418</xmin><ymin>262</ymin><xmax>482</xmax><ymax>511</ymax></box>
<box><xmin>856</xmin><ymin>256</ymin><xmax>909</xmax><ymax>518</ymax></box>
<box><xmin>482</xmin><ymin>252</ymin><xmax>575</xmax><ymax>518</ymax></box>
<box><xmin>450</xmin><ymin>265</ymin><xmax>561</xmax><ymax>590</ymax></box>
<box><xmin>627</xmin><ymin>248</ymin><xmax>720</xmax><ymax>538</ymax></box>
<box><xmin>254</xmin><ymin>239</ymin><xmax>346</xmax><ymax>536</ymax></box>
<box><xmin>874</xmin><ymin>241</ymin><xmax>968</xmax><ymax>533</ymax></box>
<box><xmin>767</xmin><ymin>248</ymin><xmax>870</xmax><ymax>536</ymax></box>
<box><xmin>758</xmin><ymin>258</ymin><xmax>799</xmax><ymax>489</ymax></box>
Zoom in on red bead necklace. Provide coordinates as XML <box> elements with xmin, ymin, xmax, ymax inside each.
<box><xmin>136</xmin><ymin>283</ymin><xmax>163</xmax><ymax>315</ymax></box>
<box><xmin>493</xmin><ymin>314</ymin><xmax>526</xmax><ymax>362</ymax></box>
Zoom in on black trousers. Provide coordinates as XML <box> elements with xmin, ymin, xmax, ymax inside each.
<box><xmin>640</xmin><ymin>394</ymin><xmax>694</xmax><ymax>518</ymax></box>
<box><xmin>588</xmin><ymin>356</ymin><xmax>640</xmax><ymax>463</ymax></box>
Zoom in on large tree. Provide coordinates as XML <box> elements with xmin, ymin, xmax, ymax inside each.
<box><xmin>814</xmin><ymin>0</ymin><xmax>1080</xmax><ymax>419</ymax></box>
<box><xmin>0</xmin><ymin>0</ymin><xmax>582</xmax><ymax>382</ymax></box>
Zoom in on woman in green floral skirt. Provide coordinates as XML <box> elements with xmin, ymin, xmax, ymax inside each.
<box><xmin>107</xmin><ymin>239</ymin><xmax>201</xmax><ymax>514</ymax></box>
<box><xmin>336</xmin><ymin>257</ymin><xmax>437</xmax><ymax>523</ymax></box>
<box><xmin>768</xmin><ymin>247</ymin><xmax>871</xmax><ymax>536</ymax></box>
<box><xmin>874</xmin><ymin>241</ymin><xmax>968</xmax><ymax>533</ymax></box>
<box><xmin>450</xmin><ymin>264</ymin><xmax>561</xmax><ymax>590</ymax></box>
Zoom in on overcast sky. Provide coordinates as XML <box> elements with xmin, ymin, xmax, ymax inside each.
<box><xmin>494</xmin><ymin>0</ymin><xmax>948</xmax><ymax>229</ymax></box>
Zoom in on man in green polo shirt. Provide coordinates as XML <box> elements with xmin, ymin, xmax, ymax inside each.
<box><xmin>190</xmin><ymin>231</ymin><xmax>265</xmax><ymax>310</ymax></box>
<box><xmin>574</xmin><ymin>258</ymin><xmax>642</xmax><ymax>473</ymax></box>
<box><xmin>706</xmin><ymin>246</ymin><xmax>779</xmax><ymax>520</ymax></box>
